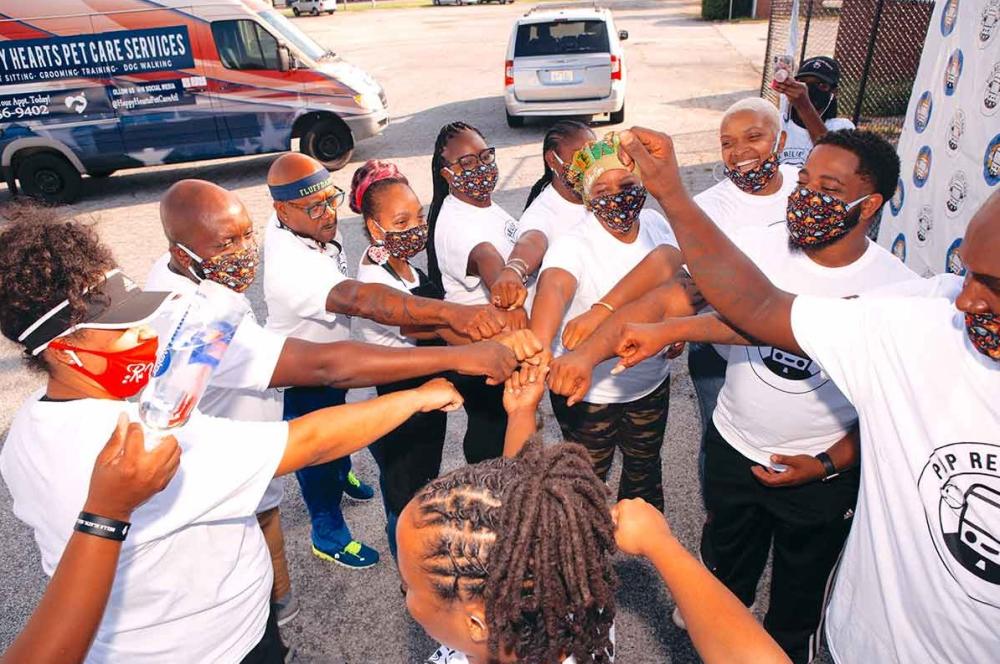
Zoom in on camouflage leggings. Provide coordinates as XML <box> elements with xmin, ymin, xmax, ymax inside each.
<box><xmin>550</xmin><ymin>377</ymin><xmax>671</xmax><ymax>511</ymax></box>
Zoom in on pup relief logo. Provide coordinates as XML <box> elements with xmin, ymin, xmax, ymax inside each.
<box><xmin>891</xmin><ymin>233</ymin><xmax>906</xmax><ymax>263</ymax></box>
<box><xmin>914</xmin><ymin>91</ymin><xmax>933</xmax><ymax>133</ymax></box>
<box><xmin>918</xmin><ymin>442</ymin><xmax>1000</xmax><ymax>608</ymax></box>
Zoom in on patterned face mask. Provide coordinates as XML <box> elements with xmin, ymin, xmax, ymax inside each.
<box><xmin>449</xmin><ymin>162</ymin><xmax>499</xmax><ymax>201</ymax></box>
<box><xmin>179</xmin><ymin>241</ymin><xmax>258</xmax><ymax>293</ymax></box>
<box><xmin>552</xmin><ymin>153</ymin><xmax>583</xmax><ymax>197</ymax></box>
<box><xmin>724</xmin><ymin>151</ymin><xmax>780</xmax><ymax>194</ymax></box>
<box><xmin>373</xmin><ymin>222</ymin><xmax>428</xmax><ymax>260</ymax></box>
<box><xmin>965</xmin><ymin>312</ymin><xmax>1000</xmax><ymax>361</ymax></box>
<box><xmin>588</xmin><ymin>184</ymin><xmax>647</xmax><ymax>233</ymax></box>
<box><xmin>785</xmin><ymin>186</ymin><xmax>868</xmax><ymax>247</ymax></box>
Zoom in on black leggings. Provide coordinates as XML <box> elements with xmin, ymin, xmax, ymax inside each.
<box><xmin>447</xmin><ymin>372</ymin><xmax>507</xmax><ymax>464</ymax></box>
<box><xmin>239</xmin><ymin>605</ymin><xmax>286</xmax><ymax>664</ymax></box>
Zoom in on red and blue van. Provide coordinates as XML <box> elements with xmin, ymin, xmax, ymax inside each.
<box><xmin>0</xmin><ymin>0</ymin><xmax>388</xmax><ymax>202</ymax></box>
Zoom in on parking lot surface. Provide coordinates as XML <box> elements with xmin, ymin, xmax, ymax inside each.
<box><xmin>0</xmin><ymin>2</ymin><xmax>824</xmax><ymax>662</ymax></box>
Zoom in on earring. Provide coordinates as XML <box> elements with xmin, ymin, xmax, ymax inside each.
<box><xmin>367</xmin><ymin>243</ymin><xmax>390</xmax><ymax>265</ymax></box>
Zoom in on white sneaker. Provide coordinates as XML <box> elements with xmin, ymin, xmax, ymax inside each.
<box><xmin>672</xmin><ymin>606</ymin><xmax>687</xmax><ymax>630</ymax></box>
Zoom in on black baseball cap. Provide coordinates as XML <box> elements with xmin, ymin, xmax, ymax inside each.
<box><xmin>17</xmin><ymin>269</ymin><xmax>171</xmax><ymax>356</ymax></box>
<box><xmin>796</xmin><ymin>56</ymin><xmax>841</xmax><ymax>87</ymax></box>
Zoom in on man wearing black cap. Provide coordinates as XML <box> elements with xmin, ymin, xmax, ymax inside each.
<box><xmin>774</xmin><ymin>55</ymin><xmax>855</xmax><ymax>167</ymax></box>
<box><xmin>0</xmin><ymin>215</ymin><xmax>464</xmax><ymax>663</ymax></box>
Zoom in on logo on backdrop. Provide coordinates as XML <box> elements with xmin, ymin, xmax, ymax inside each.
<box><xmin>891</xmin><ymin>233</ymin><xmax>907</xmax><ymax>262</ymax></box>
<box><xmin>917</xmin><ymin>442</ymin><xmax>1000</xmax><ymax>608</ymax></box>
<box><xmin>946</xmin><ymin>238</ymin><xmax>966</xmax><ymax>275</ymax></box>
<box><xmin>944</xmin><ymin>49</ymin><xmax>964</xmax><ymax>96</ymax></box>
<box><xmin>947</xmin><ymin>109</ymin><xmax>966</xmax><ymax>156</ymax></box>
<box><xmin>946</xmin><ymin>171</ymin><xmax>969</xmax><ymax>217</ymax></box>
<box><xmin>917</xmin><ymin>204</ymin><xmax>934</xmax><ymax>245</ymax></box>
<box><xmin>747</xmin><ymin>346</ymin><xmax>829</xmax><ymax>394</ymax></box>
<box><xmin>914</xmin><ymin>146</ymin><xmax>933</xmax><ymax>188</ymax></box>
<box><xmin>981</xmin><ymin>0</ymin><xmax>1000</xmax><ymax>47</ymax></box>
<box><xmin>941</xmin><ymin>0</ymin><xmax>960</xmax><ymax>37</ymax></box>
<box><xmin>890</xmin><ymin>178</ymin><xmax>905</xmax><ymax>216</ymax></box>
<box><xmin>914</xmin><ymin>91</ymin><xmax>933</xmax><ymax>133</ymax></box>
<box><xmin>982</xmin><ymin>62</ymin><xmax>1000</xmax><ymax>115</ymax></box>
<box><xmin>984</xmin><ymin>134</ymin><xmax>1000</xmax><ymax>186</ymax></box>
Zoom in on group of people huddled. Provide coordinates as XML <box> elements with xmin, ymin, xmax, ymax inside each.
<box><xmin>0</xmin><ymin>57</ymin><xmax>998</xmax><ymax>664</ymax></box>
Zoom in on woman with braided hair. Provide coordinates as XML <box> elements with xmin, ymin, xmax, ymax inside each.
<box><xmin>426</xmin><ymin>122</ymin><xmax>525</xmax><ymax>464</ymax></box>
<box><xmin>490</xmin><ymin>120</ymin><xmax>596</xmax><ymax>311</ymax></box>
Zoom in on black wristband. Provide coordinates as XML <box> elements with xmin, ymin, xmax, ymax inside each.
<box><xmin>816</xmin><ymin>452</ymin><xmax>839</xmax><ymax>481</ymax></box>
<box><xmin>75</xmin><ymin>512</ymin><xmax>131</xmax><ymax>541</ymax></box>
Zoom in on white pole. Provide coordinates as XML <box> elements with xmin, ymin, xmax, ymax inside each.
<box><xmin>780</xmin><ymin>0</ymin><xmax>801</xmax><ymax>118</ymax></box>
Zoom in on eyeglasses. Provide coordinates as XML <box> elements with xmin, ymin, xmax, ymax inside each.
<box><xmin>286</xmin><ymin>187</ymin><xmax>346</xmax><ymax>220</ymax></box>
<box><xmin>448</xmin><ymin>147</ymin><xmax>496</xmax><ymax>171</ymax></box>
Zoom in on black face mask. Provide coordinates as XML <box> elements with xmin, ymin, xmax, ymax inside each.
<box><xmin>791</xmin><ymin>84</ymin><xmax>836</xmax><ymax>128</ymax></box>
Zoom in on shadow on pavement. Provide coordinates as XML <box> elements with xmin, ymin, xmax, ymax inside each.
<box><xmin>614</xmin><ymin>556</ymin><xmax>700</xmax><ymax>663</ymax></box>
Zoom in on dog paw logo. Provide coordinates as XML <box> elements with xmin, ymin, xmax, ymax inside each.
<box><xmin>944</xmin><ymin>49</ymin><xmax>964</xmax><ymax>97</ymax></box>
<box><xmin>747</xmin><ymin>346</ymin><xmax>828</xmax><ymax>394</ymax></box>
<box><xmin>916</xmin><ymin>204</ymin><xmax>933</xmax><ymax>246</ymax></box>
<box><xmin>64</xmin><ymin>93</ymin><xmax>88</xmax><ymax>114</ymax></box>
<box><xmin>981</xmin><ymin>0</ymin><xmax>1000</xmax><ymax>47</ymax></box>
<box><xmin>947</xmin><ymin>109</ymin><xmax>966</xmax><ymax>156</ymax></box>
<box><xmin>982</xmin><ymin>62</ymin><xmax>1000</xmax><ymax>116</ymax></box>
<box><xmin>891</xmin><ymin>233</ymin><xmax>906</xmax><ymax>263</ymax></box>
<box><xmin>918</xmin><ymin>442</ymin><xmax>1000</xmax><ymax>608</ymax></box>
<box><xmin>913</xmin><ymin>146</ymin><xmax>933</xmax><ymax>188</ymax></box>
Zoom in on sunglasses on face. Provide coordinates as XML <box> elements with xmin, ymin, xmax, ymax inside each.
<box><xmin>287</xmin><ymin>187</ymin><xmax>346</xmax><ymax>220</ymax></box>
<box><xmin>448</xmin><ymin>147</ymin><xmax>496</xmax><ymax>171</ymax></box>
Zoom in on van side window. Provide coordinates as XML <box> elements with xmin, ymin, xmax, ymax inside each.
<box><xmin>212</xmin><ymin>20</ymin><xmax>281</xmax><ymax>70</ymax></box>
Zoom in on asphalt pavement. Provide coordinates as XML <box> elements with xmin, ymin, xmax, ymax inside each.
<box><xmin>0</xmin><ymin>1</ymin><xmax>834</xmax><ymax>661</ymax></box>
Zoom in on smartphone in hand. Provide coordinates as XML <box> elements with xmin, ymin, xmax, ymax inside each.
<box><xmin>771</xmin><ymin>54</ymin><xmax>794</xmax><ymax>89</ymax></box>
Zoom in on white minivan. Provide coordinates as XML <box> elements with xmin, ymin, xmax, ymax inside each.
<box><xmin>291</xmin><ymin>0</ymin><xmax>337</xmax><ymax>16</ymax></box>
<box><xmin>504</xmin><ymin>6</ymin><xmax>628</xmax><ymax>127</ymax></box>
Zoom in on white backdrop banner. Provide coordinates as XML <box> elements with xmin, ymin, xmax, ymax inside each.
<box><xmin>878</xmin><ymin>0</ymin><xmax>1000</xmax><ymax>276</ymax></box>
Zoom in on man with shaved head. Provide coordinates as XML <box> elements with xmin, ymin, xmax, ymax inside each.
<box><xmin>146</xmin><ymin>179</ymin><xmax>530</xmax><ymax>584</ymax></box>
<box><xmin>260</xmin><ymin>154</ymin><xmax>530</xmax><ymax>569</ymax></box>
<box><xmin>616</xmin><ymin>126</ymin><xmax>1000</xmax><ymax>663</ymax></box>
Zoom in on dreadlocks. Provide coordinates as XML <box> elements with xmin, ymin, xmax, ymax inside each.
<box><xmin>523</xmin><ymin>120</ymin><xmax>593</xmax><ymax>211</ymax></box>
<box><xmin>411</xmin><ymin>439</ymin><xmax>617</xmax><ymax>664</ymax></box>
<box><xmin>426</xmin><ymin>121</ymin><xmax>484</xmax><ymax>289</ymax></box>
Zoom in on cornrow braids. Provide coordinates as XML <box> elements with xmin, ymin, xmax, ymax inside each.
<box><xmin>412</xmin><ymin>439</ymin><xmax>617</xmax><ymax>664</ymax></box>
<box><xmin>524</xmin><ymin>120</ymin><xmax>593</xmax><ymax>211</ymax></box>
<box><xmin>426</xmin><ymin>121</ymin><xmax>484</xmax><ymax>288</ymax></box>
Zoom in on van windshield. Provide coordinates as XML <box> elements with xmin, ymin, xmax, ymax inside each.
<box><xmin>514</xmin><ymin>20</ymin><xmax>610</xmax><ymax>57</ymax></box>
<box><xmin>259</xmin><ymin>10</ymin><xmax>330</xmax><ymax>61</ymax></box>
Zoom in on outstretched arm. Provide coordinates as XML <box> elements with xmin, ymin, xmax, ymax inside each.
<box><xmin>270</xmin><ymin>338</ymin><xmax>518</xmax><ymax>388</ymax></box>
<box><xmin>278</xmin><ymin>378</ymin><xmax>463</xmax><ymax>477</ymax></box>
<box><xmin>614</xmin><ymin>313</ymin><xmax>753</xmax><ymax>371</ymax></box>
<box><xmin>774</xmin><ymin>79</ymin><xmax>829</xmax><ymax>143</ymax></box>
<box><xmin>613</xmin><ymin>499</ymin><xmax>790</xmax><ymax>664</ymax></box>
<box><xmin>327</xmin><ymin>280</ymin><xmax>506</xmax><ymax>341</ymax></box>
<box><xmin>491</xmin><ymin>230</ymin><xmax>548</xmax><ymax>309</ymax></box>
<box><xmin>619</xmin><ymin>128</ymin><xmax>803</xmax><ymax>355</ymax></box>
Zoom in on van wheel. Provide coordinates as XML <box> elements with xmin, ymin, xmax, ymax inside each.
<box><xmin>311</xmin><ymin>8</ymin><xmax>319</xmax><ymax>15</ymax></box>
<box><xmin>301</xmin><ymin>118</ymin><xmax>355</xmax><ymax>170</ymax></box>
<box><xmin>16</xmin><ymin>152</ymin><xmax>82</xmax><ymax>204</ymax></box>
<box><xmin>293</xmin><ymin>7</ymin><xmax>301</xmax><ymax>15</ymax></box>
<box><xmin>609</xmin><ymin>102</ymin><xmax>625</xmax><ymax>125</ymax></box>
<box><xmin>327</xmin><ymin>9</ymin><xmax>335</xmax><ymax>13</ymax></box>
<box><xmin>505</xmin><ymin>111</ymin><xmax>524</xmax><ymax>128</ymax></box>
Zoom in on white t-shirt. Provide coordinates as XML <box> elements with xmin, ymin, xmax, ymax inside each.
<box><xmin>789</xmin><ymin>276</ymin><xmax>1000</xmax><ymax>664</ymax></box>
<box><xmin>145</xmin><ymin>255</ymin><xmax>286</xmax><ymax>511</ymax></box>
<box><xmin>263</xmin><ymin>214</ymin><xmax>352</xmax><ymax>343</ymax></box>
<box><xmin>355</xmin><ymin>257</ymin><xmax>418</xmax><ymax>349</ymax></box>
<box><xmin>0</xmin><ymin>394</ymin><xmax>288</xmax><ymax>663</ymax></box>
<box><xmin>712</xmin><ymin>224</ymin><xmax>916</xmax><ymax>465</ymax></box>
<box><xmin>518</xmin><ymin>183</ymin><xmax>590</xmax><ymax>244</ymax></box>
<box><xmin>541</xmin><ymin>210</ymin><xmax>679</xmax><ymax>404</ymax></box>
<box><xmin>434</xmin><ymin>195</ymin><xmax>518</xmax><ymax>306</ymax></box>
<box><xmin>693</xmin><ymin>164</ymin><xmax>799</xmax><ymax>357</ymax></box>
<box><xmin>778</xmin><ymin>116</ymin><xmax>855</xmax><ymax>167</ymax></box>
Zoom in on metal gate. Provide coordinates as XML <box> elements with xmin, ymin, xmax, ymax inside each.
<box><xmin>760</xmin><ymin>0</ymin><xmax>934</xmax><ymax>145</ymax></box>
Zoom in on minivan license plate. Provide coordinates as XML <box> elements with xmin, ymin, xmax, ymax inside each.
<box><xmin>549</xmin><ymin>70</ymin><xmax>573</xmax><ymax>83</ymax></box>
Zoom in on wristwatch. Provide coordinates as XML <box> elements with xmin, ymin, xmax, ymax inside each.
<box><xmin>815</xmin><ymin>452</ymin><xmax>840</xmax><ymax>482</ymax></box>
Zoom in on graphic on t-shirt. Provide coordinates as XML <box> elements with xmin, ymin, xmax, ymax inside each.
<box><xmin>918</xmin><ymin>442</ymin><xmax>1000</xmax><ymax>609</ymax></box>
<box><xmin>504</xmin><ymin>219</ymin><xmax>519</xmax><ymax>245</ymax></box>
<box><xmin>747</xmin><ymin>346</ymin><xmax>829</xmax><ymax>394</ymax></box>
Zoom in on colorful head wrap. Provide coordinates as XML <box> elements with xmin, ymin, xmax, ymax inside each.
<box><xmin>349</xmin><ymin>160</ymin><xmax>406</xmax><ymax>214</ymax></box>
<box><xmin>567</xmin><ymin>132</ymin><xmax>637</xmax><ymax>200</ymax></box>
<box><xmin>268</xmin><ymin>168</ymin><xmax>335</xmax><ymax>202</ymax></box>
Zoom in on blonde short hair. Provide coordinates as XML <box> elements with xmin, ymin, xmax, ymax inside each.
<box><xmin>721</xmin><ymin>97</ymin><xmax>781</xmax><ymax>135</ymax></box>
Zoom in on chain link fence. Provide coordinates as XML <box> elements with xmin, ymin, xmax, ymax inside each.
<box><xmin>760</xmin><ymin>0</ymin><xmax>933</xmax><ymax>145</ymax></box>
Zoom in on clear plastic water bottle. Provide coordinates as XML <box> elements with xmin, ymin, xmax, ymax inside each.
<box><xmin>139</xmin><ymin>280</ymin><xmax>250</xmax><ymax>445</ymax></box>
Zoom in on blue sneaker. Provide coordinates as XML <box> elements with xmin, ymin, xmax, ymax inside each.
<box><xmin>312</xmin><ymin>538</ymin><xmax>379</xmax><ymax>569</ymax></box>
<box><xmin>343</xmin><ymin>469</ymin><xmax>375</xmax><ymax>501</ymax></box>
